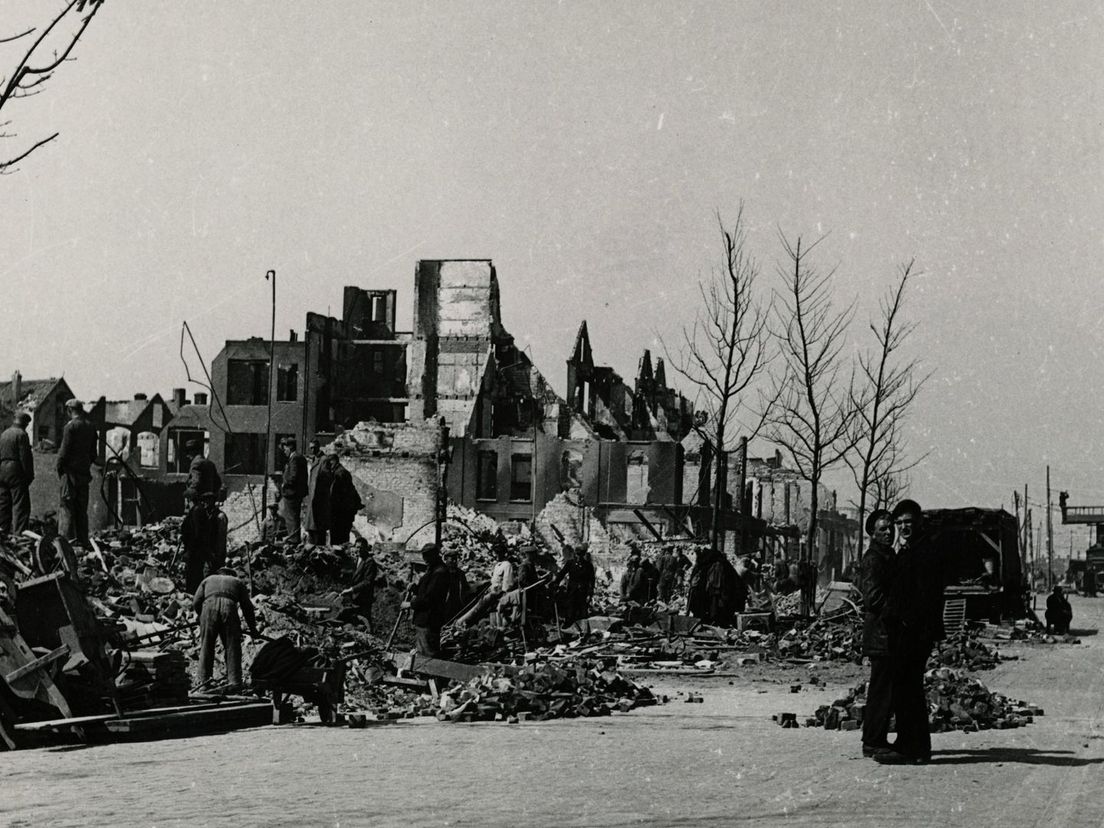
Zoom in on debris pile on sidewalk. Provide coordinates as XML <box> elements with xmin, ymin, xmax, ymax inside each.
<box><xmin>343</xmin><ymin>655</ymin><xmax>658</xmax><ymax>723</ymax></box>
<box><xmin>929</xmin><ymin>630</ymin><xmax>1003</xmax><ymax>671</ymax></box>
<box><xmin>434</xmin><ymin>659</ymin><xmax>657</xmax><ymax>723</ymax></box>
<box><xmin>776</xmin><ymin>616</ymin><xmax>862</xmax><ymax>663</ymax></box>
<box><xmin>800</xmin><ymin>667</ymin><xmax>1042</xmax><ymax>732</ymax></box>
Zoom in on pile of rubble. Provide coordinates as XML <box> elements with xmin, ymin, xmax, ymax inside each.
<box><xmin>775</xmin><ymin>616</ymin><xmax>862</xmax><ymax>663</ymax></box>
<box><xmin>799</xmin><ymin>668</ymin><xmax>1041</xmax><ymax>733</ymax></box>
<box><xmin>929</xmin><ymin>629</ymin><xmax>1003</xmax><ymax>671</ymax></box>
<box><xmin>343</xmin><ymin>656</ymin><xmax>658</xmax><ymax>723</ymax></box>
<box><xmin>433</xmin><ymin>659</ymin><xmax>657</xmax><ymax>723</ymax></box>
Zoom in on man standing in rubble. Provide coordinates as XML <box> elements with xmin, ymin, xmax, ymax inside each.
<box><xmin>194</xmin><ymin>566</ymin><xmax>259</xmax><ymax>691</ymax></box>
<box><xmin>56</xmin><ymin>399</ymin><xmax>97</xmax><ymax>546</ymax></box>
<box><xmin>184</xmin><ymin>439</ymin><xmax>222</xmax><ymax>506</ymax></box>
<box><xmin>0</xmin><ymin>412</ymin><xmax>34</xmax><ymax>535</ymax></box>
<box><xmin>553</xmin><ymin>544</ymin><xmax>594</xmax><ymax>623</ymax></box>
<box><xmin>277</xmin><ymin>438</ymin><xmax>308</xmax><ymax>542</ymax></box>
<box><xmin>688</xmin><ymin>547</ymin><xmax>734</xmax><ymax>625</ymax></box>
<box><xmin>407</xmin><ymin>543</ymin><xmax>451</xmax><ymax>656</ymax></box>
<box><xmin>341</xmin><ymin>539</ymin><xmax>379</xmax><ymax>631</ymax></box>
<box><xmin>656</xmin><ymin>545</ymin><xmax>690</xmax><ymax>604</ymax></box>
<box><xmin>859</xmin><ymin>509</ymin><xmax>895</xmax><ymax>758</ymax></box>
<box><xmin>327</xmin><ymin>453</ymin><xmax>363</xmax><ymax>545</ymax></box>
<box><xmin>874</xmin><ymin>499</ymin><xmax>945</xmax><ymax>766</ymax></box>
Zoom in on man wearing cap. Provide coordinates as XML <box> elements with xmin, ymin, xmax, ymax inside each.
<box><xmin>193</xmin><ymin>566</ymin><xmax>259</xmax><ymax>690</ymax></box>
<box><xmin>184</xmin><ymin>439</ymin><xmax>221</xmax><ymax>506</ymax></box>
<box><xmin>56</xmin><ymin>399</ymin><xmax>97</xmax><ymax>546</ymax></box>
<box><xmin>874</xmin><ymin>499</ymin><xmax>945</xmax><ymax>765</ymax></box>
<box><xmin>277</xmin><ymin>438</ymin><xmax>308</xmax><ymax>542</ymax></box>
<box><xmin>0</xmin><ymin>412</ymin><xmax>34</xmax><ymax>535</ymax></box>
<box><xmin>860</xmin><ymin>508</ymin><xmax>896</xmax><ymax>758</ymax></box>
<box><xmin>407</xmin><ymin>543</ymin><xmax>451</xmax><ymax>656</ymax></box>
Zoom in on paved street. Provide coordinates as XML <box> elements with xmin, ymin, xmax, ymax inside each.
<box><xmin>4</xmin><ymin>595</ymin><xmax>1103</xmax><ymax>828</ymax></box>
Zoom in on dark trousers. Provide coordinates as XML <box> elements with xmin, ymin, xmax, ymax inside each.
<box><xmin>863</xmin><ymin>656</ymin><xmax>893</xmax><ymax>748</ymax></box>
<box><xmin>199</xmin><ymin>598</ymin><xmax>243</xmax><ymax>686</ymax></box>
<box><xmin>1046</xmin><ymin>609</ymin><xmax>1072</xmax><ymax>635</ymax></box>
<box><xmin>889</xmin><ymin>635</ymin><xmax>932</xmax><ymax>760</ymax></box>
<box><xmin>330</xmin><ymin>519</ymin><xmax>353</xmax><ymax>545</ymax></box>
<box><xmin>58</xmin><ymin>478</ymin><xmax>89</xmax><ymax>545</ymax></box>
<box><xmin>279</xmin><ymin>496</ymin><xmax>302</xmax><ymax>541</ymax></box>
<box><xmin>415</xmin><ymin>625</ymin><xmax>441</xmax><ymax>657</ymax></box>
<box><xmin>0</xmin><ymin>481</ymin><xmax>30</xmax><ymax>535</ymax></box>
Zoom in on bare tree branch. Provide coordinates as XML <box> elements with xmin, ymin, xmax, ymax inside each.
<box><xmin>662</xmin><ymin>203</ymin><xmax>776</xmax><ymax>550</ymax></box>
<box><xmin>0</xmin><ymin>0</ymin><xmax>105</xmax><ymax>173</ymax></box>
<box><xmin>767</xmin><ymin>229</ymin><xmax>857</xmax><ymax>610</ymax></box>
<box><xmin>845</xmin><ymin>261</ymin><xmax>930</xmax><ymax>555</ymax></box>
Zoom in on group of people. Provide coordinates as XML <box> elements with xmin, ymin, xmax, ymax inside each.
<box><xmin>0</xmin><ymin>400</ymin><xmax>98</xmax><ymax>545</ymax></box>
<box><xmin>860</xmin><ymin>499</ymin><xmax>948</xmax><ymax>766</ymax></box>
<box><xmin>266</xmin><ymin>438</ymin><xmax>363</xmax><ymax>546</ymax></box>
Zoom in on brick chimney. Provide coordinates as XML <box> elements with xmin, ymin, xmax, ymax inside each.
<box><xmin>172</xmin><ymin>388</ymin><xmax>187</xmax><ymax>409</ymax></box>
<box><xmin>194</xmin><ymin>392</ymin><xmax>209</xmax><ymax>406</ymax></box>
<box><xmin>134</xmin><ymin>393</ymin><xmax>148</xmax><ymax>401</ymax></box>
<box><xmin>11</xmin><ymin>370</ymin><xmax>21</xmax><ymax>409</ymax></box>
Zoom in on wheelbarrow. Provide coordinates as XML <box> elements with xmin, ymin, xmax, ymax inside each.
<box><xmin>249</xmin><ymin>637</ymin><xmax>346</xmax><ymax>724</ymax></box>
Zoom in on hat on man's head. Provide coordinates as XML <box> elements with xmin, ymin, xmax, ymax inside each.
<box><xmin>13</xmin><ymin>412</ymin><xmax>30</xmax><ymax>427</ymax></box>
<box><xmin>64</xmin><ymin>399</ymin><xmax>84</xmax><ymax>412</ymax></box>
<box><xmin>891</xmin><ymin>499</ymin><xmax>922</xmax><ymax>521</ymax></box>
<box><xmin>865</xmin><ymin>509</ymin><xmax>892</xmax><ymax>535</ymax></box>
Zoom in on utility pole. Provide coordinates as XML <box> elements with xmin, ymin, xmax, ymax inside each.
<box><xmin>262</xmin><ymin>270</ymin><xmax>276</xmax><ymax>522</ymax></box>
<box><xmin>1047</xmin><ymin>465</ymin><xmax>1054</xmax><ymax>589</ymax></box>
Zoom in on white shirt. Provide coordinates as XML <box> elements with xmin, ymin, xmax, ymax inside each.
<box><xmin>491</xmin><ymin>560</ymin><xmax>516</xmax><ymax>593</ymax></box>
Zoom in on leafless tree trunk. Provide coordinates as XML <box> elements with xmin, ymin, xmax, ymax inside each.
<box><xmin>847</xmin><ymin>262</ymin><xmax>928</xmax><ymax>557</ymax></box>
<box><xmin>666</xmin><ymin>205</ymin><xmax>775</xmax><ymax>551</ymax></box>
<box><xmin>768</xmin><ymin>232</ymin><xmax>856</xmax><ymax>612</ymax></box>
<box><xmin>0</xmin><ymin>0</ymin><xmax>105</xmax><ymax>174</ymax></box>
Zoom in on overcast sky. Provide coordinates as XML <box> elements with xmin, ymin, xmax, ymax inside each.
<box><xmin>1</xmin><ymin>1</ymin><xmax>1101</xmax><ymax>552</ymax></box>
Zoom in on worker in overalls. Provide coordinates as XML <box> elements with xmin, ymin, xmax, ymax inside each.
<box><xmin>193</xmin><ymin>566</ymin><xmax>259</xmax><ymax>690</ymax></box>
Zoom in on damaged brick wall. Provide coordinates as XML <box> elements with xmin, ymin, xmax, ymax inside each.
<box><xmin>330</xmin><ymin>418</ymin><xmax>442</xmax><ymax>546</ymax></box>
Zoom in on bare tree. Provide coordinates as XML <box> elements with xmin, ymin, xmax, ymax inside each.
<box><xmin>846</xmin><ymin>262</ymin><xmax>928</xmax><ymax>555</ymax></box>
<box><xmin>768</xmin><ymin>231</ymin><xmax>856</xmax><ymax>603</ymax></box>
<box><xmin>666</xmin><ymin>205</ymin><xmax>775</xmax><ymax>550</ymax></box>
<box><xmin>0</xmin><ymin>0</ymin><xmax>105</xmax><ymax>173</ymax></box>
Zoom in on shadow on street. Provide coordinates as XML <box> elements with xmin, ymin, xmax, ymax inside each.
<box><xmin>932</xmin><ymin>748</ymin><xmax>1104</xmax><ymax>766</ymax></box>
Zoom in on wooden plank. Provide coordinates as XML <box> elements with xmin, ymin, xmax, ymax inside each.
<box><xmin>102</xmin><ymin>702</ymin><xmax>273</xmax><ymax>737</ymax></box>
<box><xmin>14</xmin><ymin>701</ymin><xmax>259</xmax><ymax>732</ymax></box>
<box><xmin>5</xmin><ymin>645</ymin><xmax>70</xmax><ymax>685</ymax></box>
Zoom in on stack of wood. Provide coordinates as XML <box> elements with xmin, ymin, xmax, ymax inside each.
<box><xmin>116</xmin><ymin>650</ymin><xmax>190</xmax><ymax>707</ymax></box>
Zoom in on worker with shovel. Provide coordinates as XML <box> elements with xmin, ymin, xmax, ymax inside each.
<box><xmin>194</xmin><ymin>566</ymin><xmax>260</xmax><ymax>691</ymax></box>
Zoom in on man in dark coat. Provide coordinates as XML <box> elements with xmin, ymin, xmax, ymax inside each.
<box><xmin>620</xmin><ymin>552</ymin><xmax>651</xmax><ymax>604</ymax></box>
<box><xmin>341</xmin><ymin>539</ymin><xmax>379</xmax><ymax>631</ymax></box>
<box><xmin>182</xmin><ymin>495</ymin><xmax>228</xmax><ymax>593</ymax></box>
<box><xmin>553</xmin><ymin>544</ymin><xmax>594</xmax><ymax>623</ymax></box>
<box><xmin>1045</xmin><ymin>586</ymin><xmax>1073</xmax><ymax>634</ymax></box>
<box><xmin>184</xmin><ymin>440</ymin><xmax>221</xmax><ymax>505</ymax></box>
<box><xmin>327</xmin><ymin>454</ymin><xmax>363</xmax><ymax>545</ymax></box>
<box><xmin>0</xmin><ymin>412</ymin><xmax>34</xmax><ymax>535</ymax></box>
<box><xmin>277</xmin><ymin>438</ymin><xmax>308</xmax><ymax>542</ymax></box>
<box><xmin>875</xmin><ymin>499</ymin><xmax>946</xmax><ymax>765</ymax></box>
<box><xmin>688</xmin><ymin>547</ymin><xmax>735</xmax><ymax>625</ymax></box>
<box><xmin>304</xmin><ymin>451</ymin><xmax>334</xmax><ymax>545</ymax></box>
<box><xmin>1082</xmin><ymin>568</ymin><xmax>1097</xmax><ymax>599</ymax></box>
<box><xmin>56</xmin><ymin>400</ymin><xmax>97</xmax><ymax>546</ymax></box>
<box><xmin>656</xmin><ymin>545</ymin><xmax>691</xmax><ymax>603</ymax></box>
<box><xmin>860</xmin><ymin>509</ymin><xmax>896</xmax><ymax>758</ymax></box>
<box><xmin>408</xmin><ymin>543</ymin><xmax>451</xmax><ymax>656</ymax></box>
